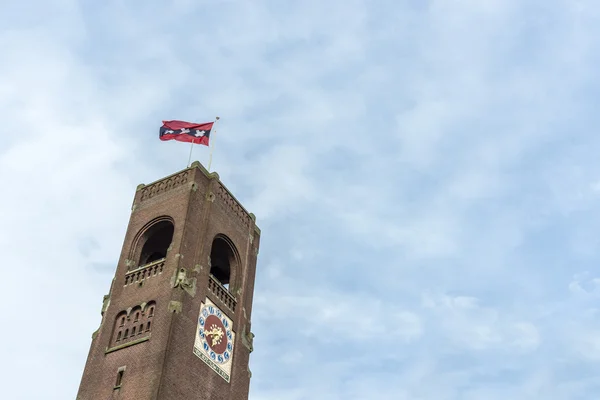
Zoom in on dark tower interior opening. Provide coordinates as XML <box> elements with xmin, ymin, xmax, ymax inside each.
<box><xmin>210</xmin><ymin>237</ymin><xmax>234</xmax><ymax>289</ymax></box>
<box><xmin>115</xmin><ymin>369</ymin><xmax>124</xmax><ymax>388</ymax></box>
<box><xmin>139</xmin><ymin>221</ymin><xmax>174</xmax><ymax>266</ymax></box>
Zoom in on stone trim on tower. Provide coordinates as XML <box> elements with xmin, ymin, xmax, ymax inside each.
<box><xmin>108</xmin><ymin>300</ymin><xmax>156</xmax><ymax>351</ymax></box>
<box><xmin>77</xmin><ymin>161</ymin><xmax>261</xmax><ymax>400</ymax></box>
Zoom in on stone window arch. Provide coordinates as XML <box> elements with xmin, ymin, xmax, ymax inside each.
<box><xmin>209</xmin><ymin>234</ymin><xmax>240</xmax><ymax>291</ymax></box>
<box><xmin>112</xmin><ymin>311</ymin><xmax>127</xmax><ymax>344</ymax></box>
<box><xmin>110</xmin><ymin>304</ymin><xmax>151</xmax><ymax>347</ymax></box>
<box><xmin>130</xmin><ymin>217</ymin><xmax>174</xmax><ymax>269</ymax></box>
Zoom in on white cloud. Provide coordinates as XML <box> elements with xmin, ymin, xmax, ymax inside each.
<box><xmin>255</xmin><ymin>288</ymin><xmax>423</xmax><ymax>345</ymax></box>
<box><xmin>422</xmin><ymin>293</ymin><xmax>541</xmax><ymax>352</ymax></box>
<box><xmin>568</xmin><ymin>273</ymin><xmax>600</xmax><ymax>296</ymax></box>
<box><xmin>3</xmin><ymin>0</ymin><xmax>600</xmax><ymax>399</ymax></box>
<box><xmin>572</xmin><ymin>331</ymin><xmax>600</xmax><ymax>361</ymax></box>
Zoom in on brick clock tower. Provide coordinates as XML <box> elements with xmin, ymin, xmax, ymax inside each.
<box><xmin>77</xmin><ymin>162</ymin><xmax>260</xmax><ymax>400</ymax></box>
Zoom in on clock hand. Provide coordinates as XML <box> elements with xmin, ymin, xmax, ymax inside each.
<box><xmin>204</xmin><ymin>326</ymin><xmax>224</xmax><ymax>346</ymax></box>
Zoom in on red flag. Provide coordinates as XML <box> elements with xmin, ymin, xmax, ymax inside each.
<box><xmin>159</xmin><ymin>120</ymin><xmax>214</xmax><ymax>146</ymax></box>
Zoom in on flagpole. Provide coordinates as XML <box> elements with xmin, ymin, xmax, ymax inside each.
<box><xmin>187</xmin><ymin>140</ymin><xmax>194</xmax><ymax>167</ymax></box>
<box><xmin>207</xmin><ymin>116</ymin><xmax>220</xmax><ymax>172</ymax></box>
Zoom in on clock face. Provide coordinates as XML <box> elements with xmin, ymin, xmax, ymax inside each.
<box><xmin>193</xmin><ymin>299</ymin><xmax>235</xmax><ymax>382</ymax></box>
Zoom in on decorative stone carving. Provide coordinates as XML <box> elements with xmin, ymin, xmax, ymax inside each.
<box><xmin>241</xmin><ymin>325</ymin><xmax>254</xmax><ymax>353</ymax></box>
<box><xmin>214</xmin><ymin>183</ymin><xmax>252</xmax><ymax>228</ymax></box>
<box><xmin>171</xmin><ymin>268</ymin><xmax>197</xmax><ymax>297</ymax></box>
<box><xmin>101</xmin><ymin>295</ymin><xmax>110</xmax><ymax>316</ymax></box>
<box><xmin>168</xmin><ymin>301</ymin><xmax>182</xmax><ymax>314</ymax></box>
<box><xmin>139</xmin><ymin>170</ymin><xmax>190</xmax><ymax>202</ymax></box>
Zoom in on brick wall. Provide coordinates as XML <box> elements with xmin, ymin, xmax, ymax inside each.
<box><xmin>76</xmin><ymin>162</ymin><xmax>260</xmax><ymax>400</ymax></box>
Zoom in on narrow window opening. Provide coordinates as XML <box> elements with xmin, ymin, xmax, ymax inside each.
<box><xmin>115</xmin><ymin>370</ymin><xmax>124</xmax><ymax>388</ymax></box>
<box><xmin>116</xmin><ymin>331</ymin><xmax>122</xmax><ymax>342</ymax></box>
<box><xmin>131</xmin><ymin>326</ymin><xmax>136</xmax><ymax>336</ymax></box>
<box><xmin>134</xmin><ymin>312</ymin><xmax>139</xmax><ymax>322</ymax></box>
<box><xmin>120</xmin><ymin>317</ymin><xmax>125</xmax><ymax>326</ymax></box>
<box><xmin>124</xmin><ymin>329</ymin><xmax>129</xmax><ymax>338</ymax></box>
<box><xmin>139</xmin><ymin>324</ymin><xmax>143</xmax><ymax>334</ymax></box>
<box><xmin>149</xmin><ymin>307</ymin><xmax>154</xmax><ymax>317</ymax></box>
<box><xmin>146</xmin><ymin>321</ymin><xmax>151</xmax><ymax>332</ymax></box>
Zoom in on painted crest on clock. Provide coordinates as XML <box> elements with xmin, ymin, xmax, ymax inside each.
<box><xmin>193</xmin><ymin>298</ymin><xmax>235</xmax><ymax>382</ymax></box>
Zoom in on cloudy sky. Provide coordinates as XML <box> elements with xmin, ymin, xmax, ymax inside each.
<box><xmin>2</xmin><ymin>0</ymin><xmax>600</xmax><ymax>399</ymax></box>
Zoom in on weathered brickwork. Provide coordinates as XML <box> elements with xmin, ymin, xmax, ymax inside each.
<box><xmin>76</xmin><ymin>161</ymin><xmax>261</xmax><ymax>400</ymax></box>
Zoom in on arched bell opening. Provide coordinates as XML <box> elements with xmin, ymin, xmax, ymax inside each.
<box><xmin>131</xmin><ymin>218</ymin><xmax>174</xmax><ymax>269</ymax></box>
<box><xmin>139</xmin><ymin>221</ymin><xmax>173</xmax><ymax>265</ymax></box>
<box><xmin>209</xmin><ymin>235</ymin><xmax>239</xmax><ymax>291</ymax></box>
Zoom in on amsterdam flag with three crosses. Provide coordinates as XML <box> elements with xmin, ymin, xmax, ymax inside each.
<box><xmin>159</xmin><ymin>120</ymin><xmax>214</xmax><ymax>146</ymax></box>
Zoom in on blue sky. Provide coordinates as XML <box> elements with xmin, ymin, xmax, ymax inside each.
<box><xmin>2</xmin><ymin>0</ymin><xmax>600</xmax><ymax>399</ymax></box>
